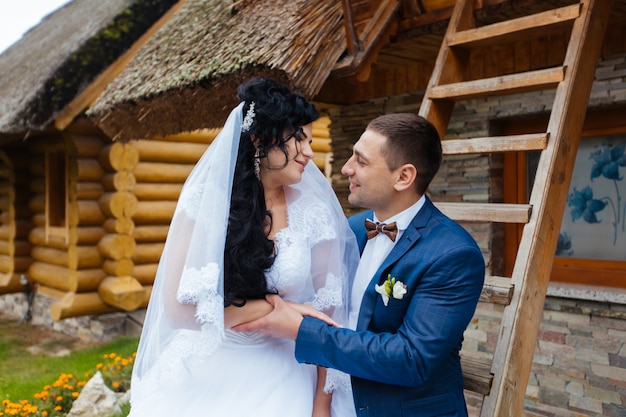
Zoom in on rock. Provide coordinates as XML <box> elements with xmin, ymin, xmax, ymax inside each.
<box><xmin>67</xmin><ymin>372</ymin><xmax>121</xmax><ymax>417</ymax></box>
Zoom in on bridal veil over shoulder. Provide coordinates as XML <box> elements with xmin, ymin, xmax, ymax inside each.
<box><xmin>128</xmin><ymin>103</ymin><xmax>359</xmax><ymax>416</ymax></box>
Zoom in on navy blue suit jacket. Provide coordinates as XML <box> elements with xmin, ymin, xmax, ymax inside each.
<box><xmin>296</xmin><ymin>197</ymin><xmax>485</xmax><ymax>417</ymax></box>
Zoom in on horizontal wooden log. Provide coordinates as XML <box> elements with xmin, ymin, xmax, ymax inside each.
<box><xmin>77</xmin><ymin>158</ymin><xmax>104</xmax><ymax>181</ymax></box>
<box><xmin>50</xmin><ymin>290</ymin><xmax>119</xmax><ymax>321</ymax></box>
<box><xmin>28</xmin><ymin>194</ymin><xmax>44</xmax><ymax>214</ymax></box>
<box><xmin>0</xmin><ymin>240</ymin><xmax>30</xmax><ymax>257</ymax></box>
<box><xmin>102</xmin><ymin>171</ymin><xmax>136</xmax><ymax>192</ymax></box>
<box><xmin>99</xmin><ymin>192</ymin><xmax>138</xmax><ymax>218</ymax></box>
<box><xmin>0</xmin><ymin>224</ymin><xmax>11</xmax><ymax>240</ymax></box>
<box><xmin>132</xmin><ymin>242</ymin><xmax>165</xmax><ymax>264</ymax></box>
<box><xmin>14</xmin><ymin>256</ymin><xmax>32</xmax><ymax>272</ymax></box>
<box><xmin>0</xmin><ymin>254</ymin><xmax>31</xmax><ymax>273</ymax></box>
<box><xmin>0</xmin><ymin>240</ymin><xmax>9</xmax><ymax>256</ymax></box>
<box><xmin>32</xmin><ymin>245</ymin><xmax>102</xmax><ymax>269</ymax></box>
<box><xmin>76</xmin><ymin>182</ymin><xmax>105</xmax><ymax>200</ymax></box>
<box><xmin>433</xmin><ymin>202</ymin><xmax>532</xmax><ymax>224</ymax></box>
<box><xmin>103</xmin><ymin>259</ymin><xmax>134</xmax><ymax>277</ymax></box>
<box><xmin>71</xmin><ymin>135</ymin><xmax>105</xmax><ymax>158</ymax></box>
<box><xmin>427</xmin><ymin>67</ymin><xmax>565</xmax><ymax>101</ymax></box>
<box><xmin>98</xmin><ymin>276</ymin><xmax>146</xmax><ymax>311</ymax></box>
<box><xmin>72</xmin><ymin>200</ymin><xmax>105</xmax><ymax>226</ymax></box>
<box><xmin>74</xmin><ymin>227</ymin><xmax>107</xmax><ymax>245</ymax></box>
<box><xmin>98</xmin><ymin>234</ymin><xmax>136</xmax><ymax>260</ymax></box>
<box><xmin>30</xmin><ymin>177</ymin><xmax>45</xmax><ymax>194</ymax></box>
<box><xmin>132</xmin><ymin>263</ymin><xmax>158</xmax><ymax>285</ymax></box>
<box><xmin>133</xmin><ymin>225</ymin><xmax>169</xmax><ymax>242</ymax></box>
<box><xmin>134</xmin><ymin>162</ymin><xmax>194</xmax><ymax>183</ymax></box>
<box><xmin>133</xmin><ymin>201</ymin><xmax>176</xmax><ymax>224</ymax></box>
<box><xmin>103</xmin><ymin>218</ymin><xmax>135</xmax><ymax>235</ymax></box>
<box><xmin>154</xmin><ymin>129</ymin><xmax>218</xmax><ymax>144</ymax></box>
<box><xmin>99</xmin><ymin>142</ymin><xmax>139</xmax><ymax>172</ymax></box>
<box><xmin>133</xmin><ymin>183</ymin><xmax>182</xmax><ymax>200</ymax></box>
<box><xmin>134</xmin><ymin>140</ymin><xmax>208</xmax><ymax>164</ymax></box>
<box><xmin>0</xmin><ymin>254</ymin><xmax>11</xmax><ymax>273</ymax></box>
<box><xmin>28</xmin><ymin>262</ymin><xmax>105</xmax><ymax>292</ymax></box>
<box><xmin>29</xmin><ymin>227</ymin><xmax>66</xmax><ymax>249</ymax></box>
<box><xmin>29</xmin><ymin>226</ymin><xmax>105</xmax><ymax>248</ymax></box>
<box><xmin>0</xmin><ymin>195</ymin><xmax>10</xmax><ymax>211</ymax></box>
<box><xmin>32</xmin><ymin>213</ymin><xmax>45</xmax><ymax>227</ymax></box>
<box><xmin>0</xmin><ymin>273</ymin><xmax>23</xmax><ymax>294</ymax></box>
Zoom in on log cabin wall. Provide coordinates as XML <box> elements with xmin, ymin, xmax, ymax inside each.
<box><xmin>27</xmin><ymin>133</ymin><xmax>117</xmax><ymax>321</ymax></box>
<box><xmin>130</xmin><ymin>131</ymin><xmax>215</xmax><ymax>303</ymax></box>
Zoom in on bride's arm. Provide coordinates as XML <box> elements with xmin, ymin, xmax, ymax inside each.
<box><xmin>224</xmin><ymin>299</ymin><xmax>273</xmax><ymax>328</ymax></box>
<box><xmin>313</xmin><ymin>367</ymin><xmax>332</xmax><ymax>417</ymax></box>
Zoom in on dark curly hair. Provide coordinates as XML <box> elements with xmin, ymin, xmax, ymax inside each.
<box><xmin>223</xmin><ymin>77</ymin><xmax>319</xmax><ymax>307</ymax></box>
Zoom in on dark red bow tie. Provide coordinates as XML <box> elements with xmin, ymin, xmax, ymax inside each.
<box><xmin>365</xmin><ymin>219</ymin><xmax>398</xmax><ymax>242</ymax></box>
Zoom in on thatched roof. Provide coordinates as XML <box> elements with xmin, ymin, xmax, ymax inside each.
<box><xmin>0</xmin><ymin>0</ymin><xmax>177</xmax><ymax>136</ymax></box>
<box><xmin>88</xmin><ymin>0</ymin><xmax>347</xmax><ymax>141</ymax></box>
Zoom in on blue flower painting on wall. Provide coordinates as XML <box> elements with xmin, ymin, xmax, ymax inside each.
<box><xmin>557</xmin><ymin>135</ymin><xmax>626</xmax><ymax>261</ymax></box>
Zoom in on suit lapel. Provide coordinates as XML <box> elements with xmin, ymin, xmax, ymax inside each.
<box><xmin>355</xmin><ymin>198</ymin><xmax>436</xmax><ymax>330</ymax></box>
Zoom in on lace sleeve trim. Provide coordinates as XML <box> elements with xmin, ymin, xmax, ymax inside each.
<box><xmin>311</xmin><ymin>272</ymin><xmax>343</xmax><ymax>311</ymax></box>
<box><xmin>177</xmin><ymin>263</ymin><xmax>224</xmax><ymax>328</ymax></box>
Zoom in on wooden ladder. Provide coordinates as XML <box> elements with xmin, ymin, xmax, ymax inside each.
<box><xmin>418</xmin><ymin>0</ymin><xmax>613</xmax><ymax>416</ymax></box>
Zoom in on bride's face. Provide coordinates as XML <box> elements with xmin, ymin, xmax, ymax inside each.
<box><xmin>261</xmin><ymin>123</ymin><xmax>314</xmax><ymax>187</ymax></box>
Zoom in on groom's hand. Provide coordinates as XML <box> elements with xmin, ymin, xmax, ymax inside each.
<box><xmin>232</xmin><ymin>294</ymin><xmax>340</xmax><ymax>339</ymax></box>
<box><xmin>232</xmin><ymin>294</ymin><xmax>303</xmax><ymax>340</ymax></box>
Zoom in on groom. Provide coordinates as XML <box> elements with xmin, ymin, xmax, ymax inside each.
<box><xmin>236</xmin><ymin>113</ymin><xmax>485</xmax><ymax>417</ymax></box>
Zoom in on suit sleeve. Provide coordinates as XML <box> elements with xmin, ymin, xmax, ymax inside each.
<box><xmin>295</xmin><ymin>241</ymin><xmax>484</xmax><ymax>388</ymax></box>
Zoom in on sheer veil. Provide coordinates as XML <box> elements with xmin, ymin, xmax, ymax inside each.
<box><xmin>131</xmin><ymin>102</ymin><xmax>359</xmax><ymax>394</ymax></box>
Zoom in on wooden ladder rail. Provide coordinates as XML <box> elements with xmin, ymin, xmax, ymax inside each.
<box><xmin>418</xmin><ymin>0</ymin><xmax>613</xmax><ymax>416</ymax></box>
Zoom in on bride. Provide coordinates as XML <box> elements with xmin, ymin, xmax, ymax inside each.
<box><xmin>127</xmin><ymin>77</ymin><xmax>359</xmax><ymax>417</ymax></box>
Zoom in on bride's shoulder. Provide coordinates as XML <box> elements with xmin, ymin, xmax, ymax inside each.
<box><xmin>288</xmin><ymin>193</ymin><xmax>337</xmax><ymax>241</ymax></box>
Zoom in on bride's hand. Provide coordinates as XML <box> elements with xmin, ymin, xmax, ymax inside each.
<box><xmin>285</xmin><ymin>302</ymin><xmax>341</xmax><ymax>328</ymax></box>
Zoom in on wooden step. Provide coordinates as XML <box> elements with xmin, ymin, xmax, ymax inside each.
<box><xmin>461</xmin><ymin>355</ymin><xmax>493</xmax><ymax>395</ymax></box>
<box><xmin>442</xmin><ymin>133</ymin><xmax>549</xmax><ymax>155</ymax></box>
<box><xmin>434</xmin><ymin>202</ymin><xmax>532</xmax><ymax>224</ymax></box>
<box><xmin>428</xmin><ymin>67</ymin><xmax>565</xmax><ymax>101</ymax></box>
<box><xmin>481</xmin><ymin>276</ymin><xmax>514</xmax><ymax>306</ymax></box>
<box><xmin>447</xmin><ymin>4</ymin><xmax>581</xmax><ymax>49</ymax></box>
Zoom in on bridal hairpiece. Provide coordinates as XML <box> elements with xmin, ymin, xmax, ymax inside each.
<box><xmin>242</xmin><ymin>101</ymin><xmax>256</xmax><ymax>132</ymax></box>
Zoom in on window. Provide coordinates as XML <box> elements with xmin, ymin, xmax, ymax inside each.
<box><xmin>45</xmin><ymin>148</ymin><xmax>69</xmax><ymax>242</ymax></box>
<box><xmin>501</xmin><ymin>108</ymin><xmax>626</xmax><ymax>288</ymax></box>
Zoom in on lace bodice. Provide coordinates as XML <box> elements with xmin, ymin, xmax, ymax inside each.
<box><xmin>266</xmin><ymin>191</ymin><xmax>342</xmax><ymax>311</ymax></box>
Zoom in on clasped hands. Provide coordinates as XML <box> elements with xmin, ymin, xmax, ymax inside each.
<box><xmin>232</xmin><ymin>294</ymin><xmax>340</xmax><ymax>339</ymax></box>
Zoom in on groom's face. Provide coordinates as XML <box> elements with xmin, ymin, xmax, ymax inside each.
<box><xmin>341</xmin><ymin>129</ymin><xmax>397</xmax><ymax>219</ymax></box>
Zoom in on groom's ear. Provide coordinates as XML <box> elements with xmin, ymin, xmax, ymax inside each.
<box><xmin>393</xmin><ymin>164</ymin><xmax>417</xmax><ymax>192</ymax></box>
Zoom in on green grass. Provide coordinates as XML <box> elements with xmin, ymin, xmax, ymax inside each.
<box><xmin>0</xmin><ymin>317</ymin><xmax>138</xmax><ymax>403</ymax></box>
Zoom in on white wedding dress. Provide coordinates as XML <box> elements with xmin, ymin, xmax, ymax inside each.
<box><xmin>127</xmin><ymin>190</ymin><xmax>347</xmax><ymax>417</ymax></box>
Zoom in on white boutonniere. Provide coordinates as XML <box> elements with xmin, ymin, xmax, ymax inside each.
<box><xmin>375</xmin><ymin>274</ymin><xmax>407</xmax><ymax>306</ymax></box>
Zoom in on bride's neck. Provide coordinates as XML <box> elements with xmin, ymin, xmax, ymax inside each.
<box><xmin>264</xmin><ymin>186</ymin><xmax>285</xmax><ymax>209</ymax></box>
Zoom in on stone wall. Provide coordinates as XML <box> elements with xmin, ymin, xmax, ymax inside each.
<box><xmin>0</xmin><ymin>292</ymin><xmax>128</xmax><ymax>342</ymax></box>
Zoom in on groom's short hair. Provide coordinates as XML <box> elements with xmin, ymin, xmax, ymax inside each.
<box><xmin>367</xmin><ymin>113</ymin><xmax>442</xmax><ymax>195</ymax></box>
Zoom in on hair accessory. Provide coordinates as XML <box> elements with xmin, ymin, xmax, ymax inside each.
<box><xmin>242</xmin><ymin>101</ymin><xmax>256</xmax><ymax>132</ymax></box>
<box><xmin>254</xmin><ymin>147</ymin><xmax>261</xmax><ymax>180</ymax></box>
